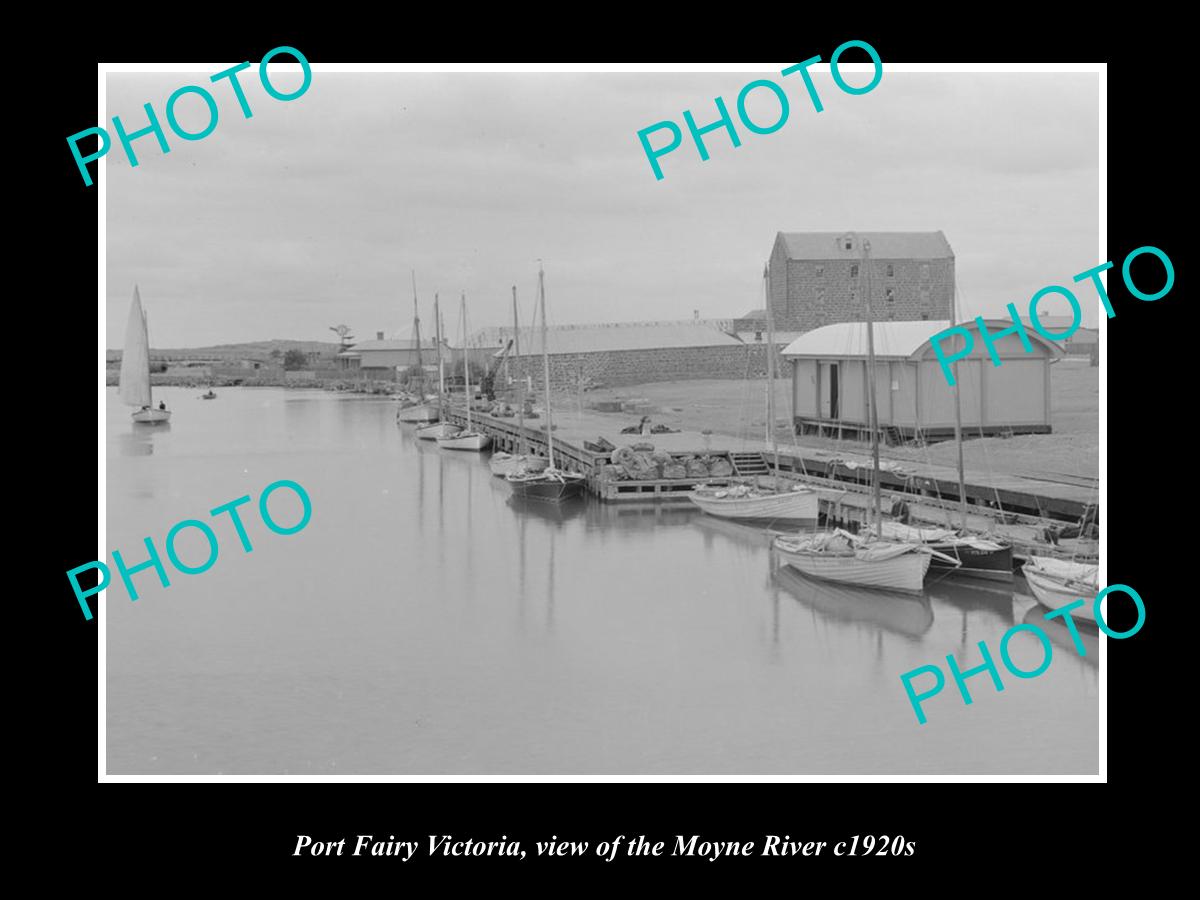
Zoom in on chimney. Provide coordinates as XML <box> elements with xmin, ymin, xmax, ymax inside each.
<box><xmin>376</xmin><ymin>331</ymin><xmax>384</xmax><ymax>340</ymax></box>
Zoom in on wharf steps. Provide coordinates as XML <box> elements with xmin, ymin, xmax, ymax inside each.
<box><xmin>439</xmin><ymin>407</ymin><xmax>1097</xmax><ymax>554</ymax></box>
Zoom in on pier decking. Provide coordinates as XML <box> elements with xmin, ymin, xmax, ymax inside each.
<box><xmin>440</xmin><ymin>403</ymin><xmax>1098</xmax><ymax>530</ymax></box>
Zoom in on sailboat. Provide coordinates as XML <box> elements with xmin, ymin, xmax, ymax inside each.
<box><xmin>1022</xmin><ymin>556</ymin><xmax>1099</xmax><ymax>622</ymax></box>
<box><xmin>771</xmin><ymin>237</ymin><xmax>938</xmax><ymax>593</ymax></box>
<box><xmin>416</xmin><ymin>292</ymin><xmax>463</xmax><ymax>440</ymax></box>
<box><xmin>688</xmin><ymin>265</ymin><xmax>818</xmax><ymax>526</ymax></box>
<box><xmin>505</xmin><ymin>264</ymin><xmax>587</xmax><ymax>501</ymax></box>
<box><xmin>880</xmin><ymin>275</ymin><xmax>1013</xmax><ymax>580</ymax></box>
<box><xmin>396</xmin><ymin>273</ymin><xmax>440</xmax><ymax>425</ymax></box>
<box><xmin>437</xmin><ymin>292</ymin><xmax>492</xmax><ymax>451</ymax></box>
<box><xmin>120</xmin><ymin>286</ymin><xmax>171</xmax><ymax>424</ymax></box>
<box><xmin>490</xmin><ymin>285</ymin><xmax>544</xmax><ymax>477</ymax></box>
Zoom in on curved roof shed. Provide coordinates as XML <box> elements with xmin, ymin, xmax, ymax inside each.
<box><xmin>781</xmin><ymin>319</ymin><xmax>1062</xmax><ymax>439</ymax></box>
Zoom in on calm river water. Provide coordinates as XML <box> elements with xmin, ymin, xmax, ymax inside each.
<box><xmin>105</xmin><ymin>387</ymin><xmax>1099</xmax><ymax>775</ymax></box>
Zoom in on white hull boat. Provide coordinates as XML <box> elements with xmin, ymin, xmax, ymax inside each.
<box><xmin>132</xmin><ymin>408</ymin><xmax>171</xmax><ymax>424</ymax></box>
<box><xmin>416</xmin><ymin>421</ymin><xmax>461</xmax><ymax>440</ymax></box>
<box><xmin>437</xmin><ymin>430</ymin><xmax>491</xmax><ymax>452</ymax></box>
<box><xmin>773</xmin><ymin>529</ymin><xmax>933</xmax><ymax>594</ymax></box>
<box><xmin>1022</xmin><ymin>556</ymin><xmax>1099</xmax><ymax>622</ymax></box>
<box><xmin>688</xmin><ymin>484</ymin><xmax>819</xmax><ymax>527</ymax></box>
<box><xmin>120</xmin><ymin>286</ymin><xmax>171</xmax><ymax>425</ymax></box>
<box><xmin>396</xmin><ymin>402</ymin><xmax>439</xmax><ymax>424</ymax></box>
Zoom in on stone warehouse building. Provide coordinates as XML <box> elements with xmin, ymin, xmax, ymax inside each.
<box><xmin>499</xmin><ymin>321</ymin><xmax>779</xmax><ymax>391</ymax></box>
<box><xmin>767</xmin><ymin>231</ymin><xmax>955</xmax><ymax>333</ymax></box>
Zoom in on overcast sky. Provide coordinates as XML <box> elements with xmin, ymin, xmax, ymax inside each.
<box><xmin>105</xmin><ymin>69</ymin><xmax>1100</xmax><ymax>348</ymax></box>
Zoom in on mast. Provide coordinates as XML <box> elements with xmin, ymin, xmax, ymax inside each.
<box><xmin>538</xmin><ymin>262</ymin><xmax>555</xmax><ymax>469</ymax></box>
<box><xmin>411</xmin><ymin>271</ymin><xmax>423</xmax><ymax>377</ymax></box>
<box><xmin>433</xmin><ymin>292</ymin><xmax>444</xmax><ymax>416</ymax></box>
<box><xmin>513</xmin><ymin>285</ymin><xmax>526</xmax><ymax>456</ymax></box>
<box><xmin>950</xmin><ymin>282</ymin><xmax>968</xmax><ymax>530</ymax></box>
<box><xmin>862</xmin><ymin>237</ymin><xmax>882</xmax><ymax>537</ymax></box>
<box><xmin>764</xmin><ymin>263</ymin><xmax>780</xmax><ymax>490</ymax></box>
<box><xmin>461</xmin><ymin>292</ymin><xmax>472</xmax><ymax>432</ymax></box>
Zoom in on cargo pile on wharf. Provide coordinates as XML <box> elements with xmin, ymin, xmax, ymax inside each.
<box><xmin>440</xmin><ymin>402</ymin><xmax>1097</xmax><ymax>563</ymax></box>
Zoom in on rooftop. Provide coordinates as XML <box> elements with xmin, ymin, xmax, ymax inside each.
<box><xmin>777</xmin><ymin>231</ymin><xmax>954</xmax><ymax>261</ymax></box>
<box><xmin>781</xmin><ymin>319</ymin><xmax>1062</xmax><ymax>359</ymax></box>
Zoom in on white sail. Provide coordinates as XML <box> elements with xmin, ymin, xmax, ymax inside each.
<box><xmin>119</xmin><ymin>286</ymin><xmax>152</xmax><ymax>408</ymax></box>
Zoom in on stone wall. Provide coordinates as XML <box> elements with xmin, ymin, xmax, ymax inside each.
<box><xmin>769</xmin><ymin>245</ymin><xmax>954</xmax><ymax>332</ymax></box>
<box><xmin>506</xmin><ymin>344</ymin><xmax>789</xmax><ymax>391</ymax></box>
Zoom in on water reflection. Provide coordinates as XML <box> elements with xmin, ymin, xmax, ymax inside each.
<box><xmin>115</xmin><ymin>424</ymin><xmax>167</xmax><ymax>457</ymax></box>
<box><xmin>771</xmin><ymin>559</ymin><xmax>935</xmax><ymax>640</ymax></box>
<box><xmin>107</xmin><ymin>388</ymin><xmax>1098</xmax><ymax>775</ymax></box>
<box><xmin>1025</xmin><ymin>604</ymin><xmax>1099</xmax><ymax>668</ymax></box>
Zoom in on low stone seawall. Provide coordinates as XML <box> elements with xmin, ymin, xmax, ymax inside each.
<box><xmin>507</xmin><ymin>343</ymin><xmax>788</xmax><ymax>390</ymax></box>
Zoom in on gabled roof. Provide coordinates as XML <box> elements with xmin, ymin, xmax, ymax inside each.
<box><xmin>781</xmin><ymin>319</ymin><xmax>1063</xmax><ymax>360</ymax></box>
<box><xmin>776</xmin><ymin>231</ymin><xmax>953</xmax><ymax>260</ymax></box>
<box><xmin>491</xmin><ymin>322</ymin><xmax>744</xmax><ymax>356</ymax></box>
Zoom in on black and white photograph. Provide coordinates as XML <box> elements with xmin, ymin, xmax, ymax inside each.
<box><xmin>96</xmin><ymin>61</ymin><xmax>1103</xmax><ymax>778</ymax></box>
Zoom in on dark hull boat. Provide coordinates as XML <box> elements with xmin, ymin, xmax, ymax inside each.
<box><xmin>928</xmin><ymin>539</ymin><xmax>1013</xmax><ymax>581</ymax></box>
<box><xmin>506</xmin><ymin>469</ymin><xmax>586</xmax><ymax>503</ymax></box>
<box><xmin>880</xmin><ymin>522</ymin><xmax>1012</xmax><ymax>582</ymax></box>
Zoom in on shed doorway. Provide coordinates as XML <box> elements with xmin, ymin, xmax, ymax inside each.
<box><xmin>819</xmin><ymin>362</ymin><xmax>840</xmax><ymax>421</ymax></box>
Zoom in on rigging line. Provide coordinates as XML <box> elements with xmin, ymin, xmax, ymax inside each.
<box><xmin>955</xmin><ymin>283</ymin><xmax>1009</xmax><ymax>524</ymax></box>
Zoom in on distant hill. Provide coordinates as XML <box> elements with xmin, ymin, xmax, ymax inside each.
<box><xmin>106</xmin><ymin>339</ymin><xmax>344</xmax><ymax>363</ymax></box>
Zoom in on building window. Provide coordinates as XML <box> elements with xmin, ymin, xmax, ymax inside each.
<box><xmin>844</xmin><ymin>239</ymin><xmax>853</xmax><ymax>250</ymax></box>
<box><xmin>850</xmin><ymin>289</ymin><xmax>857</xmax><ymax>304</ymax></box>
<box><xmin>816</xmin><ymin>287</ymin><xmax>825</xmax><ymax>304</ymax></box>
<box><xmin>754</xmin><ymin>331</ymin><xmax>763</xmax><ymax>342</ymax></box>
<box><xmin>850</xmin><ymin>264</ymin><xmax>859</xmax><ymax>278</ymax></box>
<box><xmin>816</xmin><ymin>265</ymin><xmax>825</xmax><ymax>277</ymax></box>
<box><xmin>919</xmin><ymin>287</ymin><xmax>930</xmax><ymax>305</ymax></box>
<box><xmin>920</xmin><ymin>263</ymin><xmax>930</xmax><ymax>279</ymax></box>
<box><xmin>886</xmin><ymin>264</ymin><xmax>895</xmax><ymax>277</ymax></box>
<box><xmin>885</xmin><ymin>288</ymin><xmax>895</xmax><ymax>302</ymax></box>
<box><xmin>921</xmin><ymin>312</ymin><xmax>929</xmax><ymax>320</ymax></box>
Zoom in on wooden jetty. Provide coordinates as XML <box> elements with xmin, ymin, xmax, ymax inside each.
<box><xmin>440</xmin><ymin>403</ymin><xmax>1098</xmax><ymax>552</ymax></box>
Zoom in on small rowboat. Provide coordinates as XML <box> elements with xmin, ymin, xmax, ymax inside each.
<box><xmin>437</xmin><ymin>430</ymin><xmax>491</xmax><ymax>452</ymax></box>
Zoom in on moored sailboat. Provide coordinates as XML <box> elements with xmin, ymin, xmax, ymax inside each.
<box><xmin>878</xmin><ymin>521</ymin><xmax>1012</xmax><ymax>582</ymax></box>
<box><xmin>121</xmin><ymin>286</ymin><xmax>171</xmax><ymax>425</ymax></box>
<box><xmin>437</xmin><ymin>292</ymin><xmax>492</xmax><ymax>452</ymax></box>
<box><xmin>771</xmin><ymin>236</ymin><xmax>938</xmax><ymax>591</ymax></box>
<box><xmin>490</xmin><ymin>284</ymin><xmax>542</xmax><ymax>476</ymax></box>
<box><xmin>397</xmin><ymin>273</ymin><xmax>439</xmax><ymax>424</ymax></box>
<box><xmin>416</xmin><ymin>292</ymin><xmax>462</xmax><ymax>440</ymax></box>
<box><xmin>688</xmin><ymin>264</ymin><xmax>817</xmax><ymax>526</ymax></box>
<box><xmin>1022</xmin><ymin>556</ymin><xmax>1099</xmax><ymax>622</ymax></box>
<box><xmin>506</xmin><ymin>264</ymin><xmax>586</xmax><ymax>502</ymax></box>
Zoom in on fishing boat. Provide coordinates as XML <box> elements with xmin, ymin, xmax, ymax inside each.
<box><xmin>688</xmin><ymin>264</ymin><xmax>817</xmax><ymax>525</ymax></box>
<box><xmin>396</xmin><ymin>273</ymin><xmax>440</xmax><ymax>424</ymax></box>
<box><xmin>878</xmin><ymin>522</ymin><xmax>1012</xmax><ymax>581</ymax></box>
<box><xmin>506</xmin><ymin>263</ymin><xmax>586</xmax><ymax>502</ymax></box>
<box><xmin>770</xmin><ymin>237</ymin><xmax>937</xmax><ymax>592</ymax></box>
<box><xmin>437</xmin><ymin>292</ymin><xmax>492</xmax><ymax>452</ymax></box>
<box><xmin>416</xmin><ymin>292</ymin><xmax>461</xmax><ymax>440</ymax></box>
<box><xmin>120</xmin><ymin>286</ymin><xmax>171</xmax><ymax>424</ymax></box>
<box><xmin>1022</xmin><ymin>556</ymin><xmax>1099</xmax><ymax>622</ymax></box>
<box><xmin>200</xmin><ymin>389</ymin><xmax>217</xmax><ymax>400</ymax></box>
